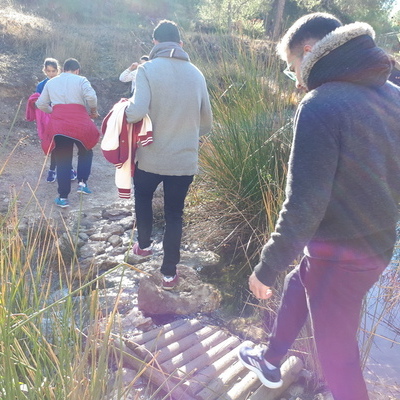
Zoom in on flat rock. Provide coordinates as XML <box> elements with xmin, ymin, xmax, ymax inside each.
<box><xmin>102</xmin><ymin>208</ymin><xmax>132</xmax><ymax>221</ymax></box>
<box><xmin>102</xmin><ymin>223</ymin><xmax>125</xmax><ymax>236</ymax></box>
<box><xmin>137</xmin><ymin>265</ymin><xmax>221</xmax><ymax>315</ymax></box>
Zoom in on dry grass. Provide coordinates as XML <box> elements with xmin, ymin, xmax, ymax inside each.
<box><xmin>0</xmin><ymin>3</ymin><xmax>151</xmax><ymax>78</ymax></box>
<box><xmin>0</xmin><ymin>189</ymin><xmax>164</xmax><ymax>399</ymax></box>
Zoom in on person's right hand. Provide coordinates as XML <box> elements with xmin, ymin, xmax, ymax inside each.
<box><xmin>128</xmin><ymin>62</ymin><xmax>139</xmax><ymax>71</ymax></box>
<box><xmin>89</xmin><ymin>108</ymin><xmax>100</xmax><ymax>119</ymax></box>
<box><xmin>249</xmin><ymin>271</ymin><xmax>273</xmax><ymax>300</ymax></box>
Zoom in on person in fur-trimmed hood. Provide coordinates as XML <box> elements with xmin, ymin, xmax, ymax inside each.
<box><xmin>238</xmin><ymin>13</ymin><xmax>400</xmax><ymax>399</ymax></box>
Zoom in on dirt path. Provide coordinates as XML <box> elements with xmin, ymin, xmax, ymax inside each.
<box><xmin>0</xmin><ymin>120</ymin><xmax>128</xmax><ymax>220</ymax></box>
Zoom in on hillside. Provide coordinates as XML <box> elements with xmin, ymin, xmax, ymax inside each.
<box><xmin>0</xmin><ymin>2</ymin><xmax>157</xmax><ymax>217</ymax></box>
<box><xmin>0</xmin><ymin>4</ymin><xmax>147</xmax><ymax>125</ymax></box>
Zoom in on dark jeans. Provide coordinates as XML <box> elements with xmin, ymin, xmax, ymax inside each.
<box><xmin>53</xmin><ymin>135</ymin><xmax>93</xmax><ymax>198</ymax></box>
<box><xmin>133</xmin><ymin>167</ymin><xmax>193</xmax><ymax>276</ymax></box>
<box><xmin>264</xmin><ymin>250</ymin><xmax>393</xmax><ymax>400</ymax></box>
<box><xmin>49</xmin><ymin>151</ymin><xmax>72</xmax><ymax>172</ymax></box>
<box><xmin>49</xmin><ymin>151</ymin><xmax>57</xmax><ymax>171</ymax></box>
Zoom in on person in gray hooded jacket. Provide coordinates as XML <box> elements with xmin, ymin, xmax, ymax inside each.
<box><xmin>125</xmin><ymin>20</ymin><xmax>213</xmax><ymax>290</ymax></box>
<box><xmin>238</xmin><ymin>13</ymin><xmax>400</xmax><ymax>400</ymax></box>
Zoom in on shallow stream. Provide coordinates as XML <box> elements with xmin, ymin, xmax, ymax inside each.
<box><xmin>364</xmin><ymin>237</ymin><xmax>400</xmax><ymax>398</ymax></box>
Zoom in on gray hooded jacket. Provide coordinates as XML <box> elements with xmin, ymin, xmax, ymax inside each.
<box><xmin>125</xmin><ymin>42</ymin><xmax>213</xmax><ymax>176</ymax></box>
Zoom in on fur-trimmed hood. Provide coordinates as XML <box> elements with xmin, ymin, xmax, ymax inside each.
<box><xmin>301</xmin><ymin>22</ymin><xmax>392</xmax><ymax>90</ymax></box>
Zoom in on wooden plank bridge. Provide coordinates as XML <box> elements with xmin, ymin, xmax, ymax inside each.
<box><xmin>114</xmin><ymin>318</ymin><xmax>304</xmax><ymax>400</ymax></box>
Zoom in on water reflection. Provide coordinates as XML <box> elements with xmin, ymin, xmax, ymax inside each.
<box><xmin>363</xmin><ymin>225</ymin><xmax>400</xmax><ymax>399</ymax></box>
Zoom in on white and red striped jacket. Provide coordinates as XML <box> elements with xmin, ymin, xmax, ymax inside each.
<box><xmin>101</xmin><ymin>98</ymin><xmax>153</xmax><ymax>198</ymax></box>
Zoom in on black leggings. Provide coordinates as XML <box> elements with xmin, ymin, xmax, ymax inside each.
<box><xmin>133</xmin><ymin>167</ymin><xmax>193</xmax><ymax>276</ymax></box>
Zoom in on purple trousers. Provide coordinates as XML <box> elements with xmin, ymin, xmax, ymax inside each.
<box><xmin>264</xmin><ymin>250</ymin><xmax>393</xmax><ymax>400</ymax></box>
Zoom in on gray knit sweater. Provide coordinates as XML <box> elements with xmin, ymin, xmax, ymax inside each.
<box><xmin>125</xmin><ymin>42</ymin><xmax>213</xmax><ymax>176</ymax></box>
<box><xmin>255</xmin><ymin>22</ymin><xmax>400</xmax><ymax>286</ymax></box>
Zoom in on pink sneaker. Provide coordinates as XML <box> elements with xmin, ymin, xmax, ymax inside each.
<box><xmin>162</xmin><ymin>274</ymin><xmax>179</xmax><ymax>290</ymax></box>
<box><xmin>132</xmin><ymin>243</ymin><xmax>153</xmax><ymax>257</ymax></box>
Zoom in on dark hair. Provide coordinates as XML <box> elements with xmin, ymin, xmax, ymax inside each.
<box><xmin>43</xmin><ymin>57</ymin><xmax>60</xmax><ymax>72</ymax></box>
<box><xmin>140</xmin><ymin>55</ymin><xmax>149</xmax><ymax>61</ymax></box>
<box><xmin>153</xmin><ymin>20</ymin><xmax>181</xmax><ymax>43</ymax></box>
<box><xmin>277</xmin><ymin>13</ymin><xmax>342</xmax><ymax>59</ymax></box>
<box><xmin>63</xmin><ymin>58</ymin><xmax>81</xmax><ymax>72</ymax></box>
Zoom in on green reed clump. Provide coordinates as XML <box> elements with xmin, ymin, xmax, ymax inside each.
<box><xmin>188</xmin><ymin>34</ymin><xmax>295</xmax><ymax>251</ymax></box>
<box><xmin>0</xmin><ymin>193</ymin><xmax>147</xmax><ymax>399</ymax></box>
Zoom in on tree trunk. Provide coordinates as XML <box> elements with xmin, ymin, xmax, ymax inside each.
<box><xmin>227</xmin><ymin>0</ymin><xmax>233</xmax><ymax>34</ymax></box>
<box><xmin>272</xmin><ymin>0</ymin><xmax>286</xmax><ymax>41</ymax></box>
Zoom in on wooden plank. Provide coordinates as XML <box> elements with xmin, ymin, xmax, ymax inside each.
<box><xmin>195</xmin><ymin>359</ymin><xmax>248</xmax><ymax>400</ymax></box>
<box><xmin>222</xmin><ymin>370</ymin><xmax>262</xmax><ymax>400</ymax></box>
<box><xmin>248</xmin><ymin>356</ymin><xmax>304</xmax><ymax>400</ymax></box>
<box><xmin>111</xmin><ymin>338</ymin><xmax>196</xmax><ymax>400</ymax></box>
<box><xmin>169</xmin><ymin>335</ymin><xmax>241</xmax><ymax>382</ymax></box>
<box><xmin>188</xmin><ymin>340</ymin><xmax>254</xmax><ymax>396</ymax></box>
<box><xmin>127</xmin><ymin>318</ymin><xmax>187</xmax><ymax>346</ymax></box>
<box><xmin>144</xmin><ymin>319</ymin><xmax>202</xmax><ymax>351</ymax></box>
<box><xmin>182</xmin><ymin>336</ymin><xmax>240</xmax><ymax>378</ymax></box>
<box><xmin>117</xmin><ymin>321</ymin><xmax>304</xmax><ymax>400</ymax></box>
<box><xmin>127</xmin><ymin>321</ymin><xmax>207</xmax><ymax>366</ymax></box>
<box><xmin>160</xmin><ymin>330</ymin><xmax>229</xmax><ymax>374</ymax></box>
<box><xmin>156</xmin><ymin>325</ymin><xmax>217</xmax><ymax>364</ymax></box>
<box><xmin>133</xmin><ymin>319</ymin><xmax>203</xmax><ymax>353</ymax></box>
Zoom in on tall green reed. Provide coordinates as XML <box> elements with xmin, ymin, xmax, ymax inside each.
<box><xmin>187</xmin><ymin>34</ymin><xmax>294</xmax><ymax>254</ymax></box>
<box><xmin>0</xmin><ymin>186</ymin><xmax>152</xmax><ymax>399</ymax></box>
